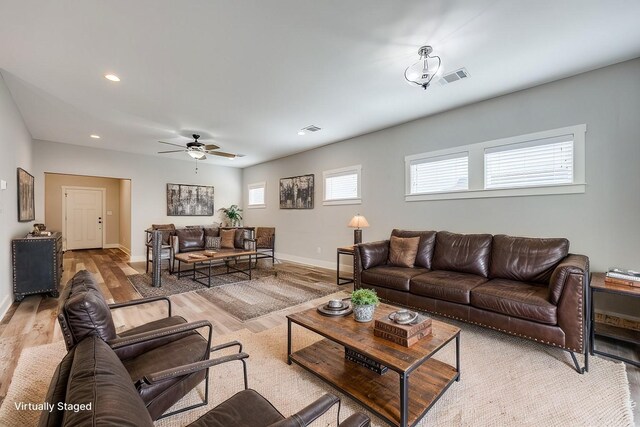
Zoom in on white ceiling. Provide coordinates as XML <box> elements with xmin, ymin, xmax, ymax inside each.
<box><xmin>1</xmin><ymin>0</ymin><xmax>640</xmax><ymax>168</ymax></box>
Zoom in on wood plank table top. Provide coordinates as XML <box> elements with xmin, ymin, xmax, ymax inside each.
<box><xmin>174</xmin><ymin>249</ymin><xmax>257</xmax><ymax>264</ymax></box>
<box><xmin>287</xmin><ymin>302</ymin><xmax>460</xmax><ymax>373</ymax></box>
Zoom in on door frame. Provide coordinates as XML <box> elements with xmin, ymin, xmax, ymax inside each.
<box><xmin>61</xmin><ymin>186</ymin><xmax>107</xmax><ymax>251</ymax></box>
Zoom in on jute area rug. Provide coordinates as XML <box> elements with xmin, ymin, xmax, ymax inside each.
<box><xmin>0</xmin><ymin>307</ymin><xmax>634</xmax><ymax>426</ymax></box>
<box><xmin>128</xmin><ymin>262</ymin><xmax>275</xmax><ymax>298</ymax></box>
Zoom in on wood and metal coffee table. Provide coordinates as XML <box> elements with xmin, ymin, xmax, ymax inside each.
<box><xmin>287</xmin><ymin>302</ymin><xmax>460</xmax><ymax>427</ymax></box>
<box><xmin>174</xmin><ymin>249</ymin><xmax>257</xmax><ymax>287</ymax></box>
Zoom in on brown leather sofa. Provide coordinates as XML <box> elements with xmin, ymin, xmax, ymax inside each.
<box><xmin>171</xmin><ymin>226</ymin><xmax>254</xmax><ymax>270</ymax></box>
<box><xmin>57</xmin><ymin>270</ymin><xmax>213</xmax><ymax>419</ymax></box>
<box><xmin>39</xmin><ymin>333</ymin><xmax>370</xmax><ymax>426</ymax></box>
<box><xmin>355</xmin><ymin>230</ymin><xmax>589</xmax><ymax>372</ymax></box>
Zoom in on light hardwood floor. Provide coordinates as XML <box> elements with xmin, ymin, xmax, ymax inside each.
<box><xmin>0</xmin><ymin>249</ymin><xmax>638</xmax><ymax>423</ymax></box>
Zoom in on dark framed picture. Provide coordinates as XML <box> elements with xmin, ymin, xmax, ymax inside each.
<box><xmin>167</xmin><ymin>183</ymin><xmax>215</xmax><ymax>216</ymax></box>
<box><xmin>17</xmin><ymin>168</ymin><xmax>35</xmax><ymax>222</ymax></box>
<box><xmin>279</xmin><ymin>174</ymin><xmax>314</xmax><ymax>209</ymax></box>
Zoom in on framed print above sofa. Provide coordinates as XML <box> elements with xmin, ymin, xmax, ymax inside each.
<box><xmin>167</xmin><ymin>183</ymin><xmax>214</xmax><ymax>216</ymax></box>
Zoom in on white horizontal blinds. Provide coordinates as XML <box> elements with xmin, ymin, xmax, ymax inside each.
<box><xmin>248</xmin><ymin>186</ymin><xmax>265</xmax><ymax>205</ymax></box>
<box><xmin>484</xmin><ymin>134</ymin><xmax>574</xmax><ymax>189</ymax></box>
<box><xmin>325</xmin><ymin>171</ymin><xmax>358</xmax><ymax>200</ymax></box>
<box><xmin>410</xmin><ymin>152</ymin><xmax>468</xmax><ymax>194</ymax></box>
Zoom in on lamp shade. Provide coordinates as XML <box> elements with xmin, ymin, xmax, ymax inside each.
<box><xmin>348</xmin><ymin>215</ymin><xmax>370</xmax><ymax>229</ymax></box>
<box><xmin>188</xmin><ymin>150</ymin><xmax>206</xmax><ymax>160</ymax></box>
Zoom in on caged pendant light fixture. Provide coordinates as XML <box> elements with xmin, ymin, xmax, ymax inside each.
<box><xmin>404</xmin><ymin>45</ymin><xmax>441</xmax><ymax>90</ymax></box>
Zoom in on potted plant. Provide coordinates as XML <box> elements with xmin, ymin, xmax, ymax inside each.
<box><xmin>218</xmin><ymin>205</ymin><xmax>243</xmax><ymax>227</ymax></box>
<box><xmin>350</xmin><ymin>288</ymin><xmax>380</xmax><ymax>322</ymax></box>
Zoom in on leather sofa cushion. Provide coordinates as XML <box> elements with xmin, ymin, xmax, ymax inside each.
<box><xmin>361</xmin><ymin>265</ymin><xmax>428</xmax><ymax>292</ymax></box>
<box><xmin>234</xmin><ymin>228</ymin><xmax>250</xmax><ymax>249</ymax></box>
<box><xmin>470</xmin><ymin>279</ymin><xmax>557</xmax><ymax>325</ymax></box>
<box><xmin>63</xmin><ymin>290</ymin><xmax>117</xmax><ymax>345</ymax></box>
<box><xmin>176</xmin><ymin>228</ymin><xmax>205</xmax><ymax>252</ymax></box>
<box><xmin>152</xmin><ymin>224</ymin><xmax>175</xmax><ymax>245</ymax></box>
<box><xmin>62</xmin><ymin>335</ymin><xmax>154</xmax><ymax>427</ymax></box>
<box><xmin>220</xmin><ymin>229</ymin><xmax>236</xmax><ymax>249</ymax></box>
<box><xmin>490</xmin><ymin>234</ymin><xmax>569</xmax><ymax>284</ymax></box>
<box><xmin>410</xmin><ymin>270</ymin><xmax>488</xmax><ymax>304</ymax></box>
<box><xmin>432</xmin><ymin>231</ymin><xmax>493</xmax><ymax>277</ymax></box>
<box><xmin>358</xmin><ymin>241</ymin><xmax>389</xmax><ymax>270</ymax></box>
<box><xmin>68</xmin><ymin>269</ymin><xmax>101</xmax><ymax>295</ymax></box>
<box><xmin>123</xmin><ymin>332</ymin><xmax>208</xmax><ymax>407</ymax></box>
<box><xmin>190</xmin><ymin>389</ymin><xmax>284</xmax><ymax>427</ymax></box>
<box><xmin>388</xmin><ymin>236</ymin><xmax>420</xmax><ymax>268</ymax></box>
<box><xmin>391</xmin><ymin>229</ymin><xmax>437</xmax><ymax>269</ymax></box>
<box><xmin>204</xmin><ymin>227</ymin><xmax>220</xmax><ymax>237</ymax></box>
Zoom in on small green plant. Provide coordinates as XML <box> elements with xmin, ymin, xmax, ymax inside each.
<box><xmin>350</xmin><ymin>288</ymin><xmax>380</xmax><ymax>306</ymax></box>
<box><xmin>218</xmin><ymin>205</ymin><xmax>243</xmax><ymax>226</ymax></box>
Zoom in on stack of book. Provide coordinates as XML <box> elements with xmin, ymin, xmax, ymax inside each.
<box><xmin>344</xmin><ymin>348</ymin><xmax>388</xmax><ymax>375</ymax></box>
<box><xmin>373</xmin><ymin>314</ymin><xmax>432</xmax><ymax>347</ymax></box>
<box><xmin>605</xmin><ymin>267</ymin><xmax>640</xmax><ymax>288</ymax></box>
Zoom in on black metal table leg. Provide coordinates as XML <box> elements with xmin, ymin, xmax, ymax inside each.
<box><xmin>207</xmin><ymin>260</ymin><xmax>212</xmax><ymax>288</ymax></box>
<box><xmin>455</xmin><ymin>332</ymin><xmax>461</xmax><ymax>381</ymax></box>
<box><xmin>400</xmin><ymin>372</ymin><xmax>408</xmax><ymax>427</ymax></box>
<box><xmin>287</xmin><ymin>319</ymin><xmax>292</xmax><ymax>365</ymax></box>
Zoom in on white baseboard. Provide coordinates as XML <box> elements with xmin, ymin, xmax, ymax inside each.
<box><xmin>275</xmin><ymin>252</ymin><xmax>337</xmax><ymax>271</ymax></box>
<box><xmin>130</xmin><ymin>255</ymin><xmax>145</xmax><ymax>263</ymax></box>
<box><xmin>118</xmin><ymin>244</ymin><xmax>131</xmax><ymax>255</ymax></box>
<box><xmin>103</xmin><ymin>243</ymin><xmax>120</xmax><ymax>249</ymax></box>
<box><xmin>0</xmin><ymin>294</ymin><xmax>11</xmax><ymax>323</ymax></box>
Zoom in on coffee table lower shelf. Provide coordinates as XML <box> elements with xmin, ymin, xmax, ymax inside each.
<box><xmin>289</xmin><ymin>339</ymin><xmax>458</xmax><ymax>427</ymax></box>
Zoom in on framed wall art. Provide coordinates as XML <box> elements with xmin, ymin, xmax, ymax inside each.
<box><xmin>17</xmin><ymin>168</ymin><xmax>35</xmax><ymax>222</ymax></box>
<box><xmin>167</xmin><ymin>183</ymin><xmax>215</xmax><ymax>216</ymax></box>
<box><xmin>279</xmin><ymin>174</ymin><xmax>314</xmax><ymax>209</ymax></box>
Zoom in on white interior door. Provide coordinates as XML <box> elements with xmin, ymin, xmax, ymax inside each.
<box><xmin>65</xmin><ymin>188</ymin><xmax>103</xmax><ymax>250</ymax></box>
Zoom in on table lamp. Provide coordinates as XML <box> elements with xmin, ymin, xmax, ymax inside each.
<box><xmin>348</xmin><ymin>214</ymin><xmax>370</xmax><ymax>244</ymax></box>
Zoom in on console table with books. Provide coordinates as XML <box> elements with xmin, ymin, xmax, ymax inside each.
<box><xmin>590</xmin><ymin>272</ymin><xmax>640</xmax><ymax>367</ymax></box>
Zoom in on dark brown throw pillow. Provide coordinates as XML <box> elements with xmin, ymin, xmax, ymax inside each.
<box><xmin>388</xmin><ymin>236</ymin><xmax>420</xmax><ymax>268</ymax></box>
<box><xmin>205</xmin><ymin>236</ymin><xmax>221</xmax><ymax>249</ymax></box>
<box><xmin>220</xmin><ymin>229</ymin><xmax>236</xmax><ymax>249</ymax></box>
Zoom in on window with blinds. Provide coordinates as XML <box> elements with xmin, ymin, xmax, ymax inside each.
<box><xmin>247</xmin><ymin>182</ymin><xmax>265</xmax><ymax>207</ymax></box>
<box><xmin>484</xmin><ymin>135</ymin><xmax>573</xmax><ymax>189</ymax></box>
<box><xmin>409</xmin><ymin>153</ymin><xmax>469</xmax><ymax>194</ymax></box>
<box><xmin>323</xmin><ymin>165</ymin><xmax>361</xmax><ymax>205</ymax></box>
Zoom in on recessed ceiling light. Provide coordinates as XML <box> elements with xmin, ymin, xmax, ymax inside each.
<box><xmin>90</xmin><ymin>134</ymin><xmax>100</xmax><ymax>139</ymax></box>
<box><xmin>297</xmin><ymin>131</ymin><xmax>305</xmax><ymax>136</ymax></box>
<box><xmin>104</xmin><ymin>74</ymin><xmax>120</xmax><ymax>82</ymax></box>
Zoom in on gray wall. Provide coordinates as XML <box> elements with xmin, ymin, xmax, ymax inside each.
<box><xmin>0</xmin><ymin>74</ymin><xmax>34</xmax><ymax>318</ymax></box>
<box><xmin>243</xmin><ymin>58</ymin><xmax>640</xmax><ymax>317</ymax></box>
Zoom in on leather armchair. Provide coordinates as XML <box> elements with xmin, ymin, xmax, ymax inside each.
<box><xmin>57</xmin><ymin>270</ymin><xmax>217</xmax><ymax>420</ymax></box>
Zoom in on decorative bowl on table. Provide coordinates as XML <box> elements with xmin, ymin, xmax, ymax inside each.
<box><xmin>317</xmin><ymin>299</ymin><xmax>352</xmax><ymax>316</ymax></box>
<box><xmin>388</xmin><ymin>309</ymin><xmax>419</xmax><ymax>325</ymax></box>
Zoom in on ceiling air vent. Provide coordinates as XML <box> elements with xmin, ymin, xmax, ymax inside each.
<box><xmin>302</xmin><ymin>125</ymin><xmax>321</xmax><ymax>132</ymax></box>
<box><xmin>437</xmin><ymin>68</ymin><xmax>470</xmax><ymax>86</ymax></box>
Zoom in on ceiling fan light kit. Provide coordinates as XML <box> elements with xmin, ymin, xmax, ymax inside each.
<box><xmin>405</xmin><ymin>45</ymin><xmax>441</xmax><ymax>90</ymax></box>
<box><xmin>157</xmin><ymin>133</ymin><xmax>240</xmax><ymax>162</ymax></box>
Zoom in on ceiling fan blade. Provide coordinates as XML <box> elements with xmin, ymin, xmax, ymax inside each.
<box><xmin>158</xmin><ymin>141</ymin><xmax>186</xmax><ymax>148</ymax></box>
<box><xmin>157</xmin><ymin>150</ymin><xmax>186</xmax><ymax>154</ymax></box>
<box><xmin>204</xmin><ymin>144</ymin><xmax>220</xmax><ymax>150</ymax></box>
<box><xmin>208</xmin><ymin>151</ymin><xmax>238</xmax><ymax>159</ymax></box>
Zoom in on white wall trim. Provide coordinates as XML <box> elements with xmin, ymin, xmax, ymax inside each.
<box><xmin>0</xmin><ymin>295</ymin><xmax>11</xmax><ymax>323</ymax></box>
<box><xmin>119</xmin><ymin>244</ymin><xmax>131</xmax><ymax>255</ymax></box>
<box><xmin>130</xmin><ymin>255</ymin><xmax>146</xmax><ymax>262</ymax></box>
<box><xmin>103</xmin><ymin>243</ymin><xmax>120</xmax><ymax>249</ymax></box>
<box><xmin>276</xmin><ymin>252</ymin><xmax>335</xmax><ymax>271</ymax></box>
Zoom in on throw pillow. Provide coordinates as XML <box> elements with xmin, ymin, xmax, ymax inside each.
<box><xmin>388</xmin><ymin>236</ymin><xmax>420</xmax><ymax>268</ymax></box>
<box><xmin>220</xmin><ymin>229</ymin><xmax>236</xmax><ymax>249</ymax></box>
<box><xmin>205</xmin><ymin>236</ymin><xmax>221</xmax><ymax>250</ymax></box>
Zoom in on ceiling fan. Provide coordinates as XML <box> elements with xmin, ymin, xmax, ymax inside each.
<box><xmin>157</xmin><ymin>134</ymin><xmax>243</xmax><ymax>160</ymax></box>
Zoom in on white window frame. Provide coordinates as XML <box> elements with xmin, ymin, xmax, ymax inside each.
<box><xmin>323</xmin><ymin>165</ymin><xmax>362</xmax><ymax>206</ymax></box>
<box><xmin>405</xmin><ymin>124</ymin><xmax>586</xmax><ymax>202</ymax></box>
<box><xmin>407</xmin><ymin>151</ymin><xmax>470</xmax><ymax>196</ymax></box>
<box><xmin>247</xmin><ymin>181</ymin><xmax>266</xmax><ymax>208</ymax></box>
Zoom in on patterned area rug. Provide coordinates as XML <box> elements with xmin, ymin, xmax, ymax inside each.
<box><xmin>194</xmin><ymin>272</ymin><xmax>339</xmax><ymax>321</ymax></box>
<box><xmin>1</xmin><ymin>312</ymin><xmax>634</xmax><ymax>427</ymax></box>
<box><xmin>128</xmin><ymin>262</ymin><xmax>274</xmax><ymax>298</ymax></box>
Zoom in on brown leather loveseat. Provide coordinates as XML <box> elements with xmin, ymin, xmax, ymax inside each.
<box><xmin>355</xmin><ymin>230</ymin><xmax>589</xmax><ymax>372</ymax></box>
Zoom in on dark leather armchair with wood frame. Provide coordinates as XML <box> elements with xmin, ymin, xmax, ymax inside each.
<box><xmin>40</xmin><ymin>332</ymin><xmax>370</xmax><ymax>427</ymax></box>
<box><xmin>57</xmin><ymin>270</ymin><xmax>221</xmax><ymax>420</ymax></box>
<box><xmin>251</xmin><ymin>227</ymin><xmax>276</xmax><ymax>265</ymax></box>
<box><xmin>145</xmin><ymin>223</ymin><xmax>175</xmax><ymax>273</ymax></box>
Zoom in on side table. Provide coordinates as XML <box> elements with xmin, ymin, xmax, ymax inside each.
<box><xmin>336</xmin><ymin>245</ymin><xmax>355</xmax><ymax>286</ymax></box>
<box><xmin>590</xmin><ymin>272</ymin><xmax>640</xmax><ymax>367</ymax></box>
